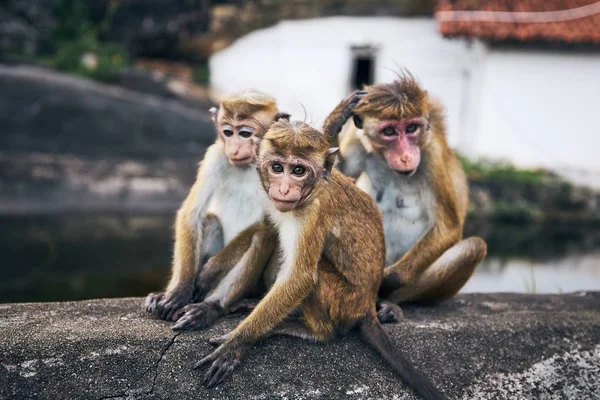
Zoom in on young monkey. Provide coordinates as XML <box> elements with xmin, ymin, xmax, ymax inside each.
<box><xmin>194</xmin><ymin>120</ymin><xmax>448</xmax><ymax>400</ymax></box>
<box><xmin>323</xmin><ymin>75</ymin><xmax>487</xmax><ymax>312</ymax></box>
<box><xmin>145</xmin><ymin>89</ymin><xmax>285</xmax><ymax>321</ymax></box>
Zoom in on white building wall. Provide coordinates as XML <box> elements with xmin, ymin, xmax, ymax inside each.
<box><xmin>466</xmin><ymin>48</ymin><xmax>600</xmax><ymax>183</ymax></box>
<box><xmin>210</xmin><ymin>17</ymin><xmax>600</xmax><ymax>184</ymax></box>
<box><xmin>210</xmin><ymin>17</ymin><xmax>470</xmax><ymax>147</ymax></box>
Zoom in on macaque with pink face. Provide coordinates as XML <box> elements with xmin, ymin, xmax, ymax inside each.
<box><xmin>323</xmin><ymin>75</ymin><xmax>487</xmax><ymax>320</ymax></box>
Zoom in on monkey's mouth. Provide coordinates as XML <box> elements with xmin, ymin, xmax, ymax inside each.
<box><xmin>395</xmin><ymin>169</ymin><xmax>416</xmax><ymax>177</ymax></box>
<box><xmin>270</xmin><ymin>197</ymin><xmax>300</xmax><ymax>211</ymax></box>
<box><xmin>230</xmin><ymin>156</ymin><xmax>253</xmax><ymax>166</ymax></box>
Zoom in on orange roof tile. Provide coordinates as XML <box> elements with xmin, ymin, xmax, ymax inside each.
<box><xmin>435</xmin><ymin>0</ymin><xmax>600</xmax><ymax>44</ymax></box>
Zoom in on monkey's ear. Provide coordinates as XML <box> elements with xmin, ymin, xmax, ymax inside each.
<box><xmin>352</xmin><ymin>114</ymin><xmax>363</xmax><ymax>129</ymax></box>
<box><xmin>274</xmin><ymin>112</ymin><xmax>291</xmax><ymax>121</ymax></box>
<box><xmin>209</xmin><ymin>106</ymin><xmax>218</xmax><ymax>124</ymax></box>
<box><xmin>252</xmin><ymin>136</ymin><xmax>263</xmax><ymax>158</ymax></box>
<box><xmin>324</xmin><ymin>147</ymin><xmax>339</xmax><ymax>180</ymax></box>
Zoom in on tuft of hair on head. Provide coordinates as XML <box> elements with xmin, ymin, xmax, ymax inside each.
<box><xmin>220</xmin><ymin>88</ymin><xmax>279</xmax><ymax>118</ymax></box>
<box><xmin>263</xmin><ymin>120</ymin><xmax>330</xmax><ymax>158</ymax></box>
<box><xmin>354</xmin><ymin>72</ymin><xmax>429</xmax><ymax>120</ymax></box>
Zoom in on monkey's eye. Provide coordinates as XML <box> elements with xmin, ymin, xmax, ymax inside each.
<box><xmin>223</xmin><ymin>129</ymin><xmax>233</xmax><ymax>137</ymax></box>
<box><xmin>292</xmin><ymin>166</ymin><xmax>306</xmax><ymax>176</ymax></box>
<box><xmin>382</xmin><ymin>127</ymin><xmax>396</xmax><ymax>136</ymax></box>
<box><xmin>405</xmin><ymin>124</ymin><xmax>419</xmax><ymax>134</ymax></box>
<box><xmin>271</xmin><ymin>163</ymin><xmax>284</xmax><ymax>173</ymax></box>
<box><xmin>239</xmin><ymin>129</ymin><xmax>253</xmax><ymax>138</ymax></box>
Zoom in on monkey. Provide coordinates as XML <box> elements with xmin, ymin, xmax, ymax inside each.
<box><xmin>193</xmin><ymin>120</ymin><xmax>448</xmax><ymax>400</ymax></box>
<box><xmin>144</xmin><ymin>89</ymin><xmax>286</xmax><ymax>322</ymax></box>
<box><xmin>322</xmin><ymin>74</ymin><xmax>487</xmax><ymax>312</ymax></box>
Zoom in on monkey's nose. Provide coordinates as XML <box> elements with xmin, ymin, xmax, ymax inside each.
<box><xmin>400</xmin><ymin>155</ymin><xmax>411</xmax><ymax>164</ymax></box>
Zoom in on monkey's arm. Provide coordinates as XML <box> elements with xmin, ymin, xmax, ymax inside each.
<box><xmin>322</xmin><ymin>90</ymin><xmax>365</xmax><ymax>147</ymax></box>
<box><xmin>195</xmin><ymin>219</ymin><xmax>326</xmax><ymax>387</ymax></box>
<box><xmin>172</xmin><ymin>223</ymin><xmax>276</xmax><ymax>331</ymax></box>
<box><xmin>194</xmin><ymin>222</ymin><xmax>267</xmax><ymax>299</ymax></box>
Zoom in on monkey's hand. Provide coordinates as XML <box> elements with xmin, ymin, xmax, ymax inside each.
<box><xmin>172</xmin><ymin>301</ymin><xmax>224</xmax><ymax>331</ymax></box>
<box><xmin>323</xmin><ymin>90</ymin><xmax>366</xmax><ymax>137</ymax></box>
<box><xmin>150</xmin><ymin>285</ymin><xmax>193</xmax><ymax>321</ymax></box>
<box><xmin>376</xmin><ymin>299</ymin><xmax>404</xmax><ymax>324</ymax></box>
<box><xmin>195</xmin><ymin>340</ymin><xmax>244</xmax><ymax>388</ymax></box>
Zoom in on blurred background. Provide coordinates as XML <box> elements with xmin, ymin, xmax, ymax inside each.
<box><xmin>1</xmin><ymin>0</ymin><xmax>599</xmax><ymax>303</ymax></box>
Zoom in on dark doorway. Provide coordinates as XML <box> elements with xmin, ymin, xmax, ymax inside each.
<box><xmin>350</xmin><ymin>45</ymin><xmax>377</xmax><ymax>90</ymax></box>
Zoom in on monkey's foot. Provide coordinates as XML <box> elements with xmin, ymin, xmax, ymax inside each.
<box><xmin>150</xmin><ymin>288</ymin><xmax>192</xmax><ymax>322</ymax></box>
<box><xmin>144</xmin><ymin>293</ymin><xmax>164</xmax><ymax>314</ymax></box>
<box><xmin>377</xmin><ymin>300</ymin><xmax>404</xmax><ymax>324</ymax></box>
<box><xmin>195</xmin><ymin>345</ymin><xmax>241</xmax><ymax>388</ymax></box>
<box><xmin>226</xmin><ymin>298</ymin><xmax>259</xmax><ymax>315</ymax></box>
<box><xmin>208</xmin><ymin>335</ymin><xmax>228</xmax><ymax>346</ymax></box>
<box><xmin>172</xmin><ymin>301</ymin><xmax>223</xmax><ymax>331</ymax></box>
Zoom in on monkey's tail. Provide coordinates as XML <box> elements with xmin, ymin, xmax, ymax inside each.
<box><xmin>358</xmin><ymin>317</ymin><xmax>448</xmax><ymax>400</ymax></box>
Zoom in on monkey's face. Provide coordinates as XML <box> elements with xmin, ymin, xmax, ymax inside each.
<box><xmin>260</xmin><ymin>155</ymin><xmax>319</xmax><ymax>213</ymax></box>
<box><xmin>218</xmin><ymin>113</ymin><xmax>271</xmax><ymax>167</ymax></box>
<box><xmin>363</xmin><ymin>117</ymin><xmax>427</xmax><ymax>176</ymax></box>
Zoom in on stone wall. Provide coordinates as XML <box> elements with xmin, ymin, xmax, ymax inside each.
<box><xmin>1</xmin><ymin>293</ymin><xmax>599</xmax><ymax>399</ymax></box>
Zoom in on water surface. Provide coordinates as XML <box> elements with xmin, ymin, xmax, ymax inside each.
<box><xmin>1</xmin><ymin>214</ymin><xmax>599</xmax><ymax>303</ymax></box>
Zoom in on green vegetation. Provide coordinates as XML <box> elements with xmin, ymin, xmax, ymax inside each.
<box><xmin>192</xmin><ymin>63</ymin><xmax>211</xmax><ymax>85</ymax></box>
<box><xmin>51</xmin><ymin>0</ymin><xmax>128</xmax><ymax>82</ymax></box>
<box><xmin>458</xmin><ymin>154</ymin><xmax>554</xmax><ymax>185</ymax></box>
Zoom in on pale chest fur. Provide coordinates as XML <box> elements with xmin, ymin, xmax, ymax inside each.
<box><xmin>264</xmin><ymin>207</ymin><xmax>303</xmax><ymax>287</ymax></box>
<box><xmin>356</xmin><ymin>157</ymin><xmax>434</xmax><ymax>266</ymax></box>
<box><xmin>206</xmin><ymin>164</ymin><xmax>266</xmax><ymax>243</ymax></box>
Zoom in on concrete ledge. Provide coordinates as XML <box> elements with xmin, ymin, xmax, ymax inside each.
<box><xmin>1</xmin><ymin>293</ymin><xmax>599</xmax><ymax>399</ymax></box>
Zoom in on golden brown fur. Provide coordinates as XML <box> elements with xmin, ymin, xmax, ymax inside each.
<box><xmin>324</xmin><ymin>77</ymin><xmax>487</xmax><ymax>306</ymax></box>
<box><xmin>145</xmin><ymin>89</ymin><xmax>281</xmax><ymax>322</ymax></box>
<box><xmin>195</xmin><ymin>121</ymin><xmax>448</xmax><ymax>400</ymax></box>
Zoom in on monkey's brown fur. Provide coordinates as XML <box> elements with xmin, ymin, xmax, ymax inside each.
<box><xmin>196</xmin><ymin>121</ymin><xmax>447</xmax><ymax>400</ymax></box>
<box><xmin>325</xmin><ymin>75</ymin><xmax>487</xmax><ymax>305</ymax></box>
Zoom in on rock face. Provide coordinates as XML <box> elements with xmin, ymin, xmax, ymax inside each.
<box><xmin>1</xmin><ymin>293</ymin><xmax>599</xmax><ymax>399</ymax></box>
<box><xmin>0</xmin><ymin>64</ymin><xmax>214</xmax><ymax>213</ymax></box>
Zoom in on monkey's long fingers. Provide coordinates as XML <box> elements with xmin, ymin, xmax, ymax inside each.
<box><xmin>194</xmin><ymin>351</ymin><xmax>218</xmax><ymax>370</ymax></box>
<box><xmin>144</xmin><ymin>293</ymin><xmax>162</xmax><ymax>314</ymax></box>
<box><xmin>172</xmin><ymin>312</ymin><xmax>198</xmax><ymax>331</ymax></box>
<box><xmin>208</xmin><ymin>335</ymin><xmax>228</xmax><ymax>346</ymax></box>
<box><xmin>350</xmin><ymin>90</ymin><xmax>367</xmax><ymax>104</ymax></box>
<box><xmin>204</xmin><ymin>359</ymin><xmax>239</xmax><ymax>388</ymax></box>
<box><xmin>202</xmin><ymin>359</ymin><xmax>222</xmax><ymax>386</ymax></box>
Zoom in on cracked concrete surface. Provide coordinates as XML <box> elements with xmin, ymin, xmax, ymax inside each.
<box><xmin>1</xmin><ymin>293</ymin><xmax>599</xmax><ymax>399</ymax></box>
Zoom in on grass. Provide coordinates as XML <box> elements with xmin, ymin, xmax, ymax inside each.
<box><xmin>458</xmin><ymin>154</ymin><xmax>554</xmax><ymax>185</ymax></box>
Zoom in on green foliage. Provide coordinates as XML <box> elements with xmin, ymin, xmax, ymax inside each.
<box><xmin>192</xmin><ymin>63</ymin><xmax>211</xmax><ymax>85</ymax></box>
<box><xmin>458</xmin><ymin>154</ymin><xmax>552</xmax><ymax>185</ymax></box>
<box><xmin>51</xmin><ymin>0</ymin><xmax>128</xmax><ymax>82</ymax></box>
<box><xmin>492</xmin><ymin>201</ymin><xmax>540</xmax><ymax>223</ymax></box>
<box><xmin>52</xmin><ymin>0</ymin><xmax>91</xmax><ymax>45</ymax></box>
<box><xmin>54</xmin><ymin>34</ymin><xmax>128</xmax><ymax>82</ymax></box>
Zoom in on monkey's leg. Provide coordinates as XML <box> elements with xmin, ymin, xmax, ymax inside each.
<box><xmin>269</xmin><ymin>319</ymin><xmax>326</xmax><ymax>342</ymax></box>
<box><xmin>387</xmin><ymin>237</ymin><xmax>487</xmax><ymax>304</ymax></box>
<box><xmin>146</xmin><ymin>213</ymin><xmax>223</xmax><ymax>318</ymax></box>
<box><xmin>173</xmin><ymin>228</ymin><xmax>275</xmax><ymax>331</ymax></box>
<box><xmin>199</xmin><ymin>213</ymin><xmax>224</xmax><ymax>268</ymax></box>
<box><xmin>194</xmin><ymin>222</ymin><xmax>261</xmax><ymax>301</ymax></box>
